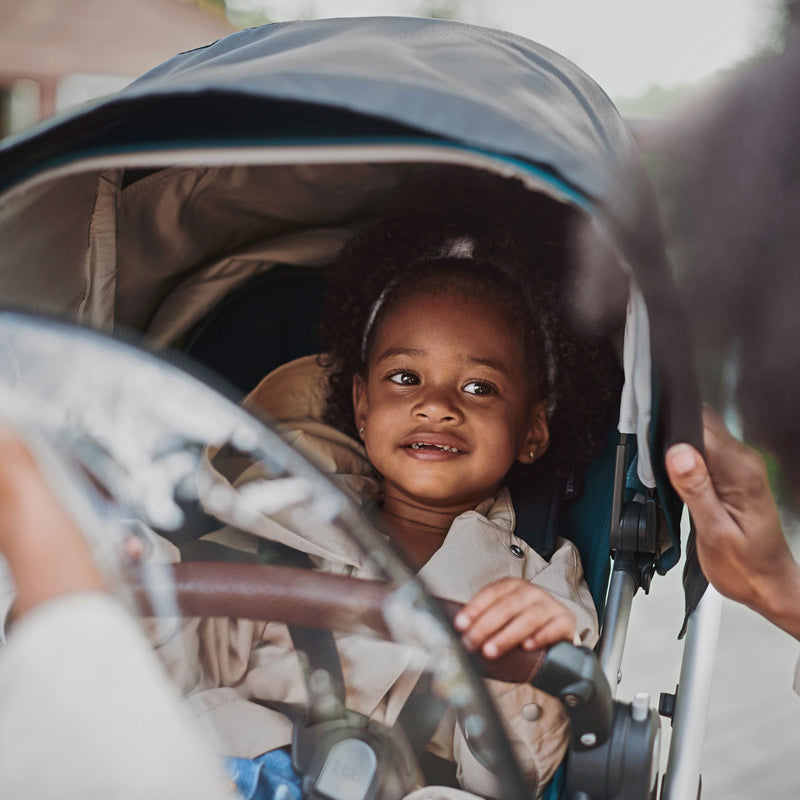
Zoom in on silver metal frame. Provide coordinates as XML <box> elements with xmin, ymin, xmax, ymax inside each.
<box><xmin>598</xmin><ymin>568</ymin><xmax>637</xmax><ymax>695</ymax></box>
<box><xmin>661</xmin><ymin>585</ymin><xmax>723</xmax><ymax>798</ymax></box>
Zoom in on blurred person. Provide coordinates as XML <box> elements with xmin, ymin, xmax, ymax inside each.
<box><xmin>582</xmin><ymin>25</ymin><xmax>800</xmax><ymax>659</ymax></box>
<box><xmin>658</xmin><ymin>23</ymin><xmax>800</xmax><ymax>653</ymax></box>
<box><xmin>0</xmin><ymin>424</ymin><xmax>232</xmax><ymax>800</ymax></box>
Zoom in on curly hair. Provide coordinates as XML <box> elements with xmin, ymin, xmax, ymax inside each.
<box><xmin>317</xmin><ymin>167</ymin><xmax>622</xmax><ymax>475</ymax></box>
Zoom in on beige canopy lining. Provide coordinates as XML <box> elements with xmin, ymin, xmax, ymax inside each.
<box><xmin>92</xmin><ymin>161</ymin><xmax>413</xmax><ymax>343</ymax></box>
<box><xmin>0</xmin><ymin>156</ymin><xmax>591</xmax><ymax>350</ymax></box>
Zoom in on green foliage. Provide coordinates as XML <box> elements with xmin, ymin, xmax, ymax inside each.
<box><xmin>415</xmin><ymin>0</ymin><xmax>462</xmax><ymax>20</ymax></box>
<box><xmin>192</xmin><ymin>0</ymin><xmax>274</xmax><ymax>29</ymax></box>
<box><xmin>761</xmin><ymin>449</ymin><xmax>798</xmax><ymax>517</ymax></box>
<box><xmin>614</xmin><ymin>83</ymin><xmax>697</xmax><ymax>117</ymax></box>
<box><xmin>772</xmin><ymin>0</ymin><xmax>799</xmax><ymax>48</ymax></box>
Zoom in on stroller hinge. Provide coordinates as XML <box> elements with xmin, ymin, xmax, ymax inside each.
<box><xmin>610</xmin><ymin>434</ymin><xmax>661</xmax><ymax>594</ymax></box>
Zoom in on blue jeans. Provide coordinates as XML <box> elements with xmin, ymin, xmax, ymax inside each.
<box><xmin>225</xmin><ymin>748</ymin><xmax>303</xmax><ymax>800</ymax></box>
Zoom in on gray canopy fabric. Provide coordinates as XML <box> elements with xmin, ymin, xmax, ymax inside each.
<box><xmin>3</xmin><ymin>16</ymin><xmax>636</xmax><ymax>208</ymax></box>
<box><xmin>124</xmin><ymin>16</ymin><xmax>637</xmax><ymax>204</ymax></box>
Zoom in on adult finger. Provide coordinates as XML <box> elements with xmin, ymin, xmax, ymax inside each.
<box><xmin>701</xmin><ymin>407</ymin><xmax>763</xmax><ymax>488</ymax></box>
<box><xmin>664</xmin><ymin>442</ymin><xmax>732</xmax><ymax>537</ymax></box>
<box><xmin>701</xmin><ymin>405</ymin><xmax>734</xmax><ymax>440</ymax></box>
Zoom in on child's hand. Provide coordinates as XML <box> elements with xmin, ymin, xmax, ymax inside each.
<box><xmin>452</xmin><ymin>577</ymin><xmax>576</xmax><ymax>660</ymax></box>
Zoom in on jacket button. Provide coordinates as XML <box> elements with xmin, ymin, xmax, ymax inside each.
<box><xmin>522</xmin><ymin>703</ymin><xmax>542</xmax><ymax>721</ymax></box>
<box><xmin>510</xmin><ymin>544</ymin><xmax>524</xmax><ymax>558</ymax></box>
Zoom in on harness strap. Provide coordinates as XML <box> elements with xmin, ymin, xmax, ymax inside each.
<box><xmin>507</xmin><ymin>454</ymin><xmax>567</xmax><ymax>561</ymax></box>
<box><xmin>395</xmin><ymin>669</ymin><xmax>449</xmax><ymax>755</ymax></box>
<box><xmin>290</xmin><ymin>623</ymin><xmax>452</xmax><ymax>762</ymax></box>
<box><xmin>290</xmin><ymin>625</ymin><xmax>347</xmax><ymax>725</ymax></box>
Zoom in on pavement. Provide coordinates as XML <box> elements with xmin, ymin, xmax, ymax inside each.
<box><xmin>619</xmin><ymin>515</ymin><xmax>800</xmax><ymax>799</ymax></box>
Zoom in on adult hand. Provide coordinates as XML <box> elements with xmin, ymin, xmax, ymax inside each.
<box><xmin>0</xmin><ymin>425</ymin><xmax>105</xmax><ymax>619</ymax></box>
<box><xmin>665</xmin><ymin>407</ymin><xmax>800</xmax><ymax>639</ymax></box>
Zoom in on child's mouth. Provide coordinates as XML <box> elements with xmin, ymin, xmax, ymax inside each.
<box><xmin>406</xmin><ymin>442</ymin><xmax>462</xmax><ymax>453</ymax></box>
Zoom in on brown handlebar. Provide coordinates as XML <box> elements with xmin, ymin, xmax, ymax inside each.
<box><xmin>129</xmin><ymin>561</ymin><xmax>545</xmax><ymax>684</ymax></box>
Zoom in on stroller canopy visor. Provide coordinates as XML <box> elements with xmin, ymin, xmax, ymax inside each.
<box><xmin>3</xmin><ymin>16</ymin><xmax>640</xmax><ymax>212</ymax></box>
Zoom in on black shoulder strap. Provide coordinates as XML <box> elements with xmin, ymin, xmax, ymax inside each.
<box><xmin>507</xmin><ymin>455</ymin><xmax>565</xmax><ymax>560</ymax></box>
<box><xmin>289</xmin><ymin>625</ymin><xmax>348</xmax><ymax>724</ymax></box>
<box><xmin>395</xmin><ymin>669</ymin><xmax>450</xmax><ymax>754</ymax></box>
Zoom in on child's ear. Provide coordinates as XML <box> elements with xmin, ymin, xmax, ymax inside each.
<box><xmin>352</xmin><ymin>374</ymin><xmax>368</xmax><ymax>440</ymax></box>
<box><xmin>517</xmin><ymin>399</ymin><xmax>550</xmax><ymax>464</ymax></box>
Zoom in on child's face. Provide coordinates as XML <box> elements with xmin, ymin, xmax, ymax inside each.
<box><xmin>353</xmin><ymin>289</ymin><xmax>549</xmax><ymax>512</ymax></box>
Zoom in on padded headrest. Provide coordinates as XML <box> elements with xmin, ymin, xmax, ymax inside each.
<box><xmin>245</xmin><ymin>353</ymin><xmax>330</xmax><ymax>421</ymax></box>
<box><xmin>243</xmin><ymin>354</ymin><xmax>378</xmax><ymax>496</ymax></box>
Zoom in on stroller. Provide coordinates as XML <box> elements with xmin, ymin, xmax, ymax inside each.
<box><xmin>0</xmin><ymin>16</ymin><xmax>714</xmax><ymax>800</ymax></box>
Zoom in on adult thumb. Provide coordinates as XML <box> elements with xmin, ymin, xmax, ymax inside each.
<box><xmin>664</xmin><ymin>443</ymin><xmax>722</xmax><ymax>526</ymax></box>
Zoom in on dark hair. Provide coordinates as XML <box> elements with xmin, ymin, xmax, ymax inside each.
<box><xmin>317</xmin><ymin>167</ymin><xmax>622</xmax><ymax>475</ymax></box>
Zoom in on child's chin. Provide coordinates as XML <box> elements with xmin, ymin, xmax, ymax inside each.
<box><xmin>404</xmin><ymin>486</ymin><xmax>486</xmax><ymax>509</ymax></box>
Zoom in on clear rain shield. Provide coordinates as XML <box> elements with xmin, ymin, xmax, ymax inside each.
<box><xmin>0</xmin><ymin>311</ymin><xmax>531</xmax><ymax>800</ymax></box>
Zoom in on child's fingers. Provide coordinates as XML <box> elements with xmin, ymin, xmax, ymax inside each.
<box><xmin>476</xmin><ymin>602</ymin><xmax>576</xmax><ymax>658</ymax></box>
<box><xmin>521</xmin><ymin>611</ymin><xmax>576</xmax><ymax>651</ymax></box>
<box><xmin>453</xmin><ymin>578</ymin><xmax>520</xmax><ymax>632</ymax></box>
<box><xmin>457</xmin><ymin>583</ymin><xmax>550</xmax><ymax>653</ymax></box>
<box><xmin>453</xmin><ymin>579</ymin><xmax>578</xmax><ymax>658</ymax></box>
<box><xmin>475</xmin><ymin>608</ymin><xmax>551</xmax><ymax>658</ymax></box>
<box><xmin>454</xmin><ymin>579</ymin><xmax>538</xmax><ymax>648</ymax></box>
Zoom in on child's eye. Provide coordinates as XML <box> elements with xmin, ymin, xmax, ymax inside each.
<box><xmin>388</xmin><ymin>371</ymin><xmax>420</xmax><ymax>386</ymax></box>
<box><xmin>463</xmin><ymin>381</ymin><xmax>495</xmax><ymax>396</ymax></box>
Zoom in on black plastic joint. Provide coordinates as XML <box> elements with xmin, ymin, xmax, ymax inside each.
<box><xmin>658</xmin><ymin>688</ymin><xmax>677</xmax><ymax>720</ymax></box>
<box><xmin>612</xmin><ymin>496</ymin><xmax>659</xmax><ymax>557</ymax></box>
<box><xmin>531</xmin><ymin>642</ymin><xmax>613</xmax><ymax>749</ymax></box>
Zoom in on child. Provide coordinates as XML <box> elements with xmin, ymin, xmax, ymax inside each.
<box><xmin>345</xmin><ymin>259</ymin><xmax>588</xmax><ymax>654</ymax></box>
<box><xmin>164</xmin><ymin>171</ymin><xmax>622</xmax><ymax>800</ymax></box>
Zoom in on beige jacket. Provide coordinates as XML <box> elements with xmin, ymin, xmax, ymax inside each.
<box><xmin>152</xmin><ymin>357</ymin><xmax>599</xmax><ymax>799</ymax></box>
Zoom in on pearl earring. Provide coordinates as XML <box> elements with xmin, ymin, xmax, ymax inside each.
<box><xmin>529</xmin><ymin>448</ymin><xmax>537</xmax><ymax>461</ymax></box>
<box><xmin>359</xmin><ymin>426</ymin><xmax>365</xmax><ymax>436</ymax></box>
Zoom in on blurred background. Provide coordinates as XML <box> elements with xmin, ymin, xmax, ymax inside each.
<box><xmin>1</xmin><ymin>1</ymin><xmax>798</xmax><ymax>797</ymax></box>
<box><xmin>1</xmin><ymin>0</ymin><xmax>797</xmax><ymax>137</ymax></box>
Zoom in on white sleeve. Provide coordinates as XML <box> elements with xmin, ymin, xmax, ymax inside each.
<box><xmin>0</xmin><ymin>592</ymin><xmax>233</xmax><ymax>800</ymax></box>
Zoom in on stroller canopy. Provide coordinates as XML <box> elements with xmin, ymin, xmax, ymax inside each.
<box><xmin>0</xmin><ymin>16</ymin><xmax>701</xmax><ymax>579</ymax></box>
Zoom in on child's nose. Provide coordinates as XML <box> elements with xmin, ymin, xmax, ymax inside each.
<box><xmin>413</xmin><ymin>385</ymin><xmax>463</xmax><ymax>423</ymax></box>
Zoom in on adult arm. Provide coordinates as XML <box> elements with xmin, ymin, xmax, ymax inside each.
<box><xmin>0</xmin><ymin>425</ymin><xmax>233</xmax><ymax>800</ymax></box>
<box><xmin>665</xmin><ymin>407</ymin><xmax>800</xmax><ymax>639</ymax></box>
<box><xmin>0</xmin><ymin>427</ymin><xmax>109</xmax><ymax>620</ymax></box>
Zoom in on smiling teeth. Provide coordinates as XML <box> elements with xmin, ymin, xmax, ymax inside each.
<box><xmin>410</xmin><ymin>442</ymin><xmax>460</xmax><ymax>452</ymax></box>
